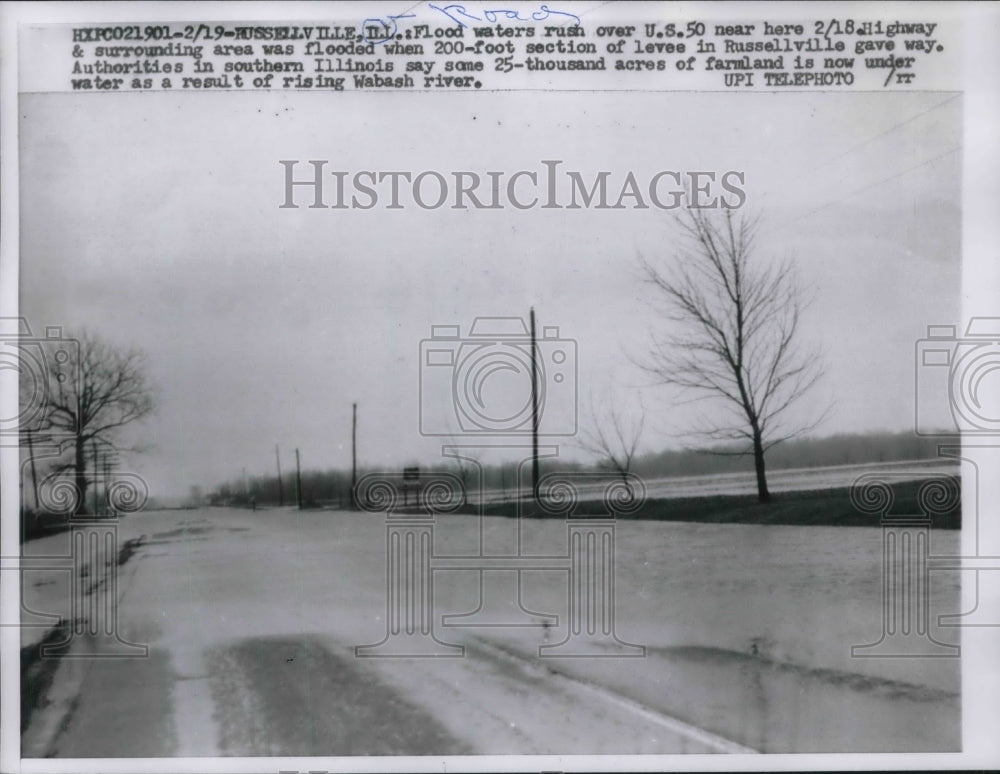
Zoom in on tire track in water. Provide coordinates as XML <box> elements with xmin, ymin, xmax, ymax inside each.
<box><xmin>206</xmin><ymin>634</ymin><xmax>472</xmax><ymax>756</ymax></box>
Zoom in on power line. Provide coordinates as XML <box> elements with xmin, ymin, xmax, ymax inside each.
<box><xmin>817</xmin><ymin>94</ymin><xmax>961</xmax><ymax>169</ymax></box>
<box><xmin>783</xmin><ymin>144</ymin><xmax>962</xmax><ymax>230</ymax></box>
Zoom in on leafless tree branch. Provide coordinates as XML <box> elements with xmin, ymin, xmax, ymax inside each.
<box><xmin>32</xmin><ymin>330</ymin><xmax>155</xmax><ymax>514</ymax></box>
<box><xmin>576</xmin><ymin>384</ymin><xmax>646</xmax><ymax>488</ymax></box>
<box><xmin>637</xmin><ymin>209</ymin><xmax>828</xmax><ymax>502</ymax></box>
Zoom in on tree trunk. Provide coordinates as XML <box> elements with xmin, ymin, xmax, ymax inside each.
<box><xmin>752</xmin><ymin>430</ymin><xmax>771</xmax><ymax>503</ymax></box>
<box><xmin>74</xmin><ymin>438</ymin><xmax>88</xmax><ymax>515</ymax></box>
<box><xmin>619</xmin><ymin>468</ymin><xmax>635</xmax><ymax>505</ymax></box>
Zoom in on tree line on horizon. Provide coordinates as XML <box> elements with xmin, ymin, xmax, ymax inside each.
<box><xmin>206</xmin><ymin>428</ymin><xmax>956</xmax><ymax>509</ymax></box>
<box><xmin>212</xmin><ymin>208</ymin><xmax>946</xmax><ymax>509</ymax></box>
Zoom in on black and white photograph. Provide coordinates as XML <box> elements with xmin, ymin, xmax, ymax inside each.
<box><xmin>2</xmin><ymin>1</ymin><xmax>999</xmax><ymax>771</ymax></box>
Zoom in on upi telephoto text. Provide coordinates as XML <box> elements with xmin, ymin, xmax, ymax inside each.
<box><xmin>278</xmin><ymin>160</ymin><xmax>747</xmax><ymax>210</ymax></box>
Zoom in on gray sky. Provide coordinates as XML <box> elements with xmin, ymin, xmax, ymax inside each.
<box><xmin>20</xmin><ymin>90</ymin><xmax>961</xmax><ymax>498</ymax></box>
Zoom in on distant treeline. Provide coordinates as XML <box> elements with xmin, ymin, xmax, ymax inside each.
<box><xmin>630</xmin><ymin>430</ymin><xmax>958</xmax><ymax>478</ymax></box>
<box><xmin>208</xmin><ymin>430</ymin><xmax>957</xmax><ymax>507</ymax></box>
<box><xmin>210</xmin><ymin>458</ymin><xmax>587</xmax><ymax>507</ymax></box>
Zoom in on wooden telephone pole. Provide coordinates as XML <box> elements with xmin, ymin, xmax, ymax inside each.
<box><xmin>351</xmin><ymin>402</ymin><xmax>358</xmax><ymax>509</ymax></box>
<box><xmin>92</xmin><ymin>441</ymin><xmax>100</xmax><ymax>515</ymax></box>
<box><xmin>25</xmin><ymin>429</ymin><xmax>40</xmax><ymax>512</ymax></box>
<box><xmin>530</xmin><ymin>307</ymin><xmax>540</xmax><ymax>503</ymax></box>
<box><xmin>294</xmin><ymin>448</ymin><xmax>302</xmax><ymax>509</ymax></box>
<box><xmin>275</xmin><ymin>444</ymin><xmax>284</xmax><ymax>506</ymax></box>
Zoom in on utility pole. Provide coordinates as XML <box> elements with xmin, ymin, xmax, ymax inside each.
<box><xmin>92</xmin><ymin>441</ymin><xmax>100</xmax><ymax>516</ymax></box>
<box><xmin>25</xmin><ymin>429</ymin><xmax>40</xmax><ymax>513</ymax></box>
<box><xmin>105</xmin><ymin>456</ymin><xmax>112</xmax><ymax>515</ymax></box>
<box><xmin>275</xmin><ymin>444</ymin><xmax>284</xmax><ymax>506</ymax></box>
<box><xmin>351</xmin><ymin>402</ymin><xmax>358</xmax><ymax>510</ymax></box>
<box><xmin>530</xmin><ymin>307</ymin><xmax>540</xmax><ymax>503</ymax></box>
<box><xmin>294</xmin><ymin>448</ymin><xmax>302</xmax><ymax>510</ymax></box>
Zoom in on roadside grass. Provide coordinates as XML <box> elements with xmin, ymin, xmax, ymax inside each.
<box><xmin>480</xmin><ymin>478</ymin><xmax>960</xmax><ymax>529</ymax></box>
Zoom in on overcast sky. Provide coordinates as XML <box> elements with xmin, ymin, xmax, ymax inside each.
<box><xmin>19</xmin><ymin>90</ymin><xmax>961</xmax><ymax>498</ymax></box>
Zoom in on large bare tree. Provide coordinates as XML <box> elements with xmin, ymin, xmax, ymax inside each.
<box><xmin>38</xmin><ymin>331</ymin><xmax>154</xmax><ymax>514</ymax></box>
<box><xmin>638</xmin><ymin>209</ymin><xmax>826</xmax><ymax>503</ymax></box>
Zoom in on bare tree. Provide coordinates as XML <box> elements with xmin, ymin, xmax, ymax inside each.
<box><xmin>39</xmin><ymin>331</ymin><xmax>154</xmax><ymax>514</ymax></box>
<box><xmin>638</xmin><ymin>209</ymin><xmax>826</xmax><ymax>503</ymax></box>
<box><xmin>577</xmin><ymin>384</ymin><xmax>646</xmax><ymax>492</ymax></box>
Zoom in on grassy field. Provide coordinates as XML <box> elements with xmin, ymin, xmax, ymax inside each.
<box><xmin>481</xmin><ymin>478</ymin><xmax>961</xmax><ymax>529</ymax></box>
<box><xmin>21</xmin><ymin>478</ymin><xmax>961</xmax><ymax>544</ymax></box>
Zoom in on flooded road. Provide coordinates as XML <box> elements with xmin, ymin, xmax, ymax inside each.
<box><xmin>19</xmin><ymin>505</ymin><xmax>960</xmax><ymax>756</ymax></box>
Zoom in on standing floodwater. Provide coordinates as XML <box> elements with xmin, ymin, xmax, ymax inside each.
<box><xmin>21</xmin><ymin>508</ymin><xmax>960</xmax><ymax>755</ymax></box>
